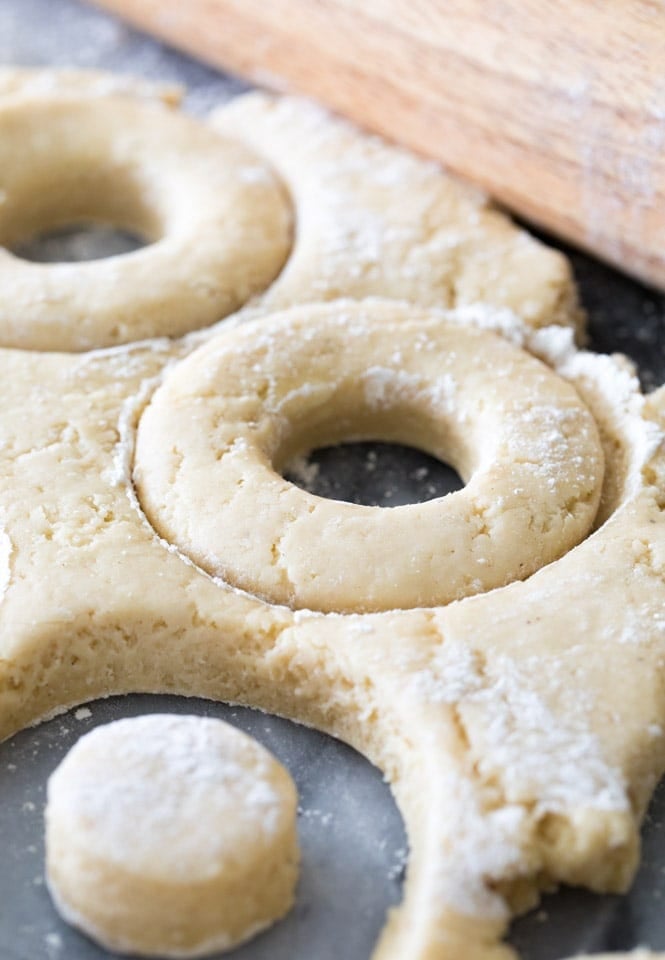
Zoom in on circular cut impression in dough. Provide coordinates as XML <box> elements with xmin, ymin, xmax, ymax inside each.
<box><xmin>0</xmin><ymin>93</ymin><xmax>291</xmax><ymax>351</ymax></box>
<box><xmin>45</xmin><ymin>714</ymin><xmax>299</xmax><ymax>958</ymax></box>
<box><xmin>135</xmin><ymin>301</ymin><xmax>604</xmax><ymax>613</ymax></box>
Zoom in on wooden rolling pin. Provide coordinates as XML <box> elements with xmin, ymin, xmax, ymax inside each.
<box><xmin>93</xmin><ymin>0</ymin><xmax>665</xmax><ymax>289</ymax></box>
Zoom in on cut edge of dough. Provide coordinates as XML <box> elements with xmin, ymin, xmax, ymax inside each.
<box><xmin>0</xmin><ymin>67</ymin><xmax>183</xmax><ymax>107</ymax></box>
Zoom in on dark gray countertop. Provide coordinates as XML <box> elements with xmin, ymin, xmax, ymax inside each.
<box><xmin>1</xmin><ymin>2</ymin><xmax>664</xmax><ymax>959</ymax></box>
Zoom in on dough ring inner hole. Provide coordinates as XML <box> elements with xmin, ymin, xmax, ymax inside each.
<box><xmin>284</xmin><ymin>440</ymin><xmax>464</xmax><ymax>508</ymax></box>
<box><xmin>134</xmin><ymin>301</ymin><xmax>605</xmax><ymax>615</ymax></box>
<box><xmin>0</xmin><ymin>147</ymin><xmax>161</xmax><ymax>257</ymax></box>
<box><xmin>12</xmin><ymin>222</ymin><xmax>147</xmax><ymax>264</ymax></box>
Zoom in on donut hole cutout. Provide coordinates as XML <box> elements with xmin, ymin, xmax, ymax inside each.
<box><xmin>0</xmin><ymin>694</ymin><xmax>407</xmax><ymax>960</ymax></box>
<box><xmin>283</xmin><ymin>441</ymin><xmax>464</xmax><ymax>508</ymax></box>
<box><xmin>134</xmin><ymin>302</ymin><xmax>605</xmax><ymax>615</ymax></box>
<box><xmin>12</xmin><ymin>223</ymin><xmax>147</xmax><ymax>263</ymax></box>
<box><xmin>0</xmin><ymin>95</ymin><xmax>292</xmax><ymax>350</ymax></box>
<box><xmin>0</xmin><ymin>151</ymin><xmax>163</xmax><ymax>254</ymax></box>
<box><xmin>45</xmin><ymin>714</ymin><xmax>300</xmax><ymax>955</ymax></box>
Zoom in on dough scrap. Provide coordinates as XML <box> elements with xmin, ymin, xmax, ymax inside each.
<box><xmin>212</xmin><ymin>92</ymin><xmax>583</xmax><ymax>335</ymax></box>
<box><xmin>135</xmin><ymin>302</ymin><xmax>603</xmax><ymax>613</ymax></box>
<box><xmin>0</xmin><ymin>89</ymin><xmax>291</xmax><ymax>351</ymax></box>
<box><xmin>0</xmin><ymin>305</ymin><xmax>662</xmax><ymax>960</ymax></box>
<box><xmin>45</xmin><ymin>714</ymin><xmax>299</xmax><ymax>957</ymax></box>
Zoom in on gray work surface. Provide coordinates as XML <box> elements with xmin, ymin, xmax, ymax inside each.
<box><xmin>1</xmin><ymin>2</ymin><xmax>665</xmax><ymax>958</ymax></box>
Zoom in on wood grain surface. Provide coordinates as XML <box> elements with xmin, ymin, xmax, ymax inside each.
<box><xmin>91</xmin><ymin>0</ymin><xmax>665</xmax><ymax>290</ymax></box>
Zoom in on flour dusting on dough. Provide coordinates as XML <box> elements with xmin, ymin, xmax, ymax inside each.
<box><xmin>530</xmin><ymin>324</ymin><xmax>665</xmax><ymax>497</ymax></box>
<box><xmin>362</xmin><ymin>365</ymin><xmax>457</xmax><ymax>413</ymax></box>
<box><xmin>212</xmin><ymin>93</ymin><xmax>583</xmax><ymax>334</ymax></box>
<box><xmin>46</xmin><ymin>715</ymin><xmax>298</xmax><ymax>956</ymax></box>
<box><xmin>62</xmin><ymin>717</ymin><xmax>286</xmax><ymax>851</ymax></box>
<box><xmin>0</xmin><ymin>529</ymin><xmax>12</xmax><ymax>604</ymax></box>
<box><xmin>397</xmin><ymin>637</ymin><xmax>632</xmax><ymax>920</ymax></box>
<box><xmin>409</xmin><ymin>638</ymin><xmax>628</xmax><ymax>814</ymax></box>
<box><xmin>434</xmin><ymin>776</ymin><xmax>527</xmax><ymax>917</ymax></box>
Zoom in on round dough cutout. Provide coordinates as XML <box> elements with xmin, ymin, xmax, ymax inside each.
<box><xmin>0</xmin><ymin>93</ymin><xmax>291</xmax><ymax>351</ymax></box>
<box><xmin>135</xmin><ymin>301</ymin><xmax>604</xmax><ymax>613</ymax></box>
<box><xmin>45</xmin><ymin>714</ymin><xmax>299</xmax><ymax>957</ymax></box>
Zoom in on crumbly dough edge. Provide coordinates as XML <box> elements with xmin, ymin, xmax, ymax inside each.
<box><xmin>0</xmin><ymin>303</ymin><xmax>663</xmax><ymax>960</ymax></box>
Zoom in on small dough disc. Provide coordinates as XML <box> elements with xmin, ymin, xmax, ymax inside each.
<box><xmin>45</xmin><ymin>714</ymin><xmax>299</xmax><ymax>957</ymax></box>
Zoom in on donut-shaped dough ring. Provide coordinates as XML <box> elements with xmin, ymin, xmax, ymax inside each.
<box><xmin>0</xmin><ymin>93</ymin><xmax>291</xmax><ymax>351</ymax></box>
<box><xmin>135</xmin><ymin>301</ymin><xmax>604</xmax><ymax>613</ymax></box>
<box><xmin>46</xmin><ymin>715</ymin><xmax>299</xmax><ymax>958</ymax></box>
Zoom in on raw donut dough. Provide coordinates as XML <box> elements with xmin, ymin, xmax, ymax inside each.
<box><xmin>0</xmin><ymin>72</ymin><xmax>582</xmax><ymax>354</ymax></box>
<box><xmin>0</xmin><ymin>88</ymin><xmax>291</xmax><ymax>351</ymax></box>
<box><xmin>0</xmin><ymin>73</ymin><xmax>663</xmax><ymax>960</ymax></box>
<box><xmin>212</xmin><ymin>93</ymin><xmax>583</xmax><ymax>335</ymax></box>
<box><xmin>0</xmin><ymin>66</ymin><xmax>183</xmax><ymax>106</ymax></box>
<box><xmin>0</xmin><ymin>301</ymin><xmax>663</xmax><ymax>960</ymax></box>
<box><xmin>45</xmin><ymin>714</ymin><xmax>299</xmax><ymax>957</ymax></box>
<box><xmin>135</xmin><ymin>302</ymin><xmax>603</xmax><ymax>613</ymax></box>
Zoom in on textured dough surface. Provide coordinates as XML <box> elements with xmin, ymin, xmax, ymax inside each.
<box><xmin>212</xmin><ymin>93</ymin><xmax>583</xmax><ymax>335</ymax></box>
<box><xmin>0</xmin><ymin>91</ymin><xmax>292</xmax><ymax>351</ymax></box>
<box><xmin>136</xmin><ymin>302</ymin><xmax>603</xmax><ymax>613</ymax></box>
<box><xmin>46</xmin><ymin>714</ymin><xmax>299</xmax><ymax>957</ymax></box>
<box><xmin>0</xmin><ymin>313</ymin><xmax>662</xmax><ymax>960</ymax></box>
<box><xmin>0</xmin><ymin>79</ymin><xmax>583</xmax><ymax>353</ymax></box>
<box><xmin>0</xmin><ymin>74</ymin><xmax>664</xmax><ymax>960</ymax></box>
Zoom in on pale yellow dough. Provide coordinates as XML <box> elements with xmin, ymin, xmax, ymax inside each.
<box><xmin>0</xmin><ymin>72</ymin><xmax>583</xmax><ymax>353</ymax></box>
<box><xmin>0</xmin><ymin>72</ymin><xmax>664</xmax><ymax>960</ymax></box>
<box><xmin>135</xmin><ymin>303</ymin><xmax>603</xmax><ymax>613</ymax></box>
<box><xmin>0</xmin><ymin>87</ymin><xmax>292</xmax><ymax>351</ymax></box>
<box><xmin>0</xmin><ymin>304</ymin><xmax>662</xmax><ymax>960</ymax></box>
<box><xmin>212</xmin><ymin>92</ymin><xmax>583</xmax><ymax>335</ymax></box>
<box><xmin>0</xmin><ymin>66</ymin><xmax>183</xmax><ymax>106</ymax></box>
<box><xmin>45</xmin><ymin>714</ymin><xmax>299</xmax><ymax>957</ymax></box>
